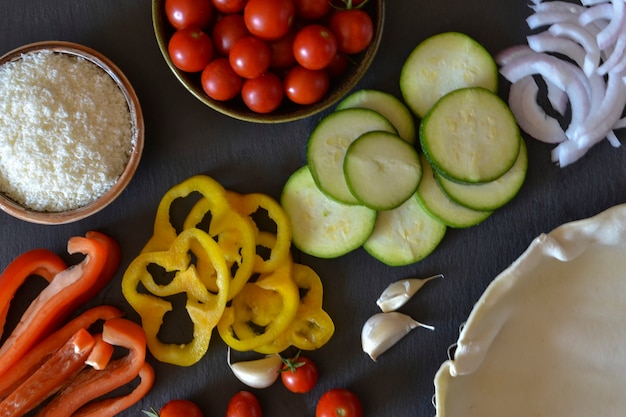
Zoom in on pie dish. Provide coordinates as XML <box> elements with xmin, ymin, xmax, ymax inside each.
<box><xmin>434</xmin><ymin>203</ymin><xmax>626</xmax><ymax>417</ymax></box>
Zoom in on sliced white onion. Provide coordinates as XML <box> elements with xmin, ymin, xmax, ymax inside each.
<box><xmin>508</xmin><ymin>76</ymin><xmax>567</xmax><ymax>144</ymax></box>
<box><xmin>548</xmin><ymin>22</ymin><xmax>601</xmax><ymax>75</ymax></box>
<box><xmin>500</xmin><ymin>0</ymin><xmax>626</xmax><ymax>167</ymax></box>
<box><xmin>596</xmin><ymin>0</ymin><xmax>626</xmax><ymax>50</ymax></box>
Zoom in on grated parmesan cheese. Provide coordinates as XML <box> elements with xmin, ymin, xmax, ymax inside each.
<box><xmin>0</xmin><ymin>50</ymin><xmax>133</xmax><ymax>212</ymax></box>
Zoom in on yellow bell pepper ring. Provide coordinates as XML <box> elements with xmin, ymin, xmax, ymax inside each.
<box><xmin>217</xmin><ymin>259</ymin><xmax>299</xmax><ymax>352</ymax></box>
<box><xmin>254</xmin><ymin>263</ymin><xmax>335</xmax><ymax>354</ymax></box>
<box><xmin>185</xmin><ymin>196</ymin><xmax>257</xmax><ymax>300</ymax></box>
<box><xmin>121</xmin><ymin>228</ymin><xmax>230</xmax><ymax>366</ymax></box>
<box><xmin>226</xmin><ymin>191</ymin><xmax>292</xmax><ymax>274</ymax></box>
<box><xmin>142</xmin><ymin>174</ymin><xmax>231</xmax><ymax>254</ymax></box>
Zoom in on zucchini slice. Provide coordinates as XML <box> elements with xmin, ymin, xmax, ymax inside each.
<box><xmin>281</xmin><ymin>165</ymin><xmax>377</xmax><ymax>259</ymax></box>
<box><xmin>400</xmin><ymin>31</ymin><xmax>498</xmax><ymax>119</ymax></box>
<box><xmin>420</xmin><ymin>87</ymin><xmax>521</xmax><ymax>184</ymax></box>
<box><xmin>307</xmin><ymin>108</ymin><xmax>396</xmax><ymax>205</ymax></box>
<box><xmin>336</xmin><ymin>89</ymin><xmax>417</xmax><ymax>144</ymax></box>
<box><xmin>343</xmin><ymin>131</ymin><xmax>421</xmax><ymax>211</ymax></box>
<box><xmin>363</xmin><ymin>193</ymin><xmax>446</xmax><ymax>266</ymax></box>
<box><xmin>416</xmin><ymin>154</ymin><xmax>492</xmax><ymax>228</ymax></box>
<box><xmin>437</xmin><ymin>139</ymin><xmax>528</xmax><ymax>211</ymax></box>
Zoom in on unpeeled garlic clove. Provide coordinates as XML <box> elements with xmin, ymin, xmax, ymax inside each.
<box><xmin>361</xmin><ymin>312</ymin><xmax>434</xmax><ymax>361</ymax></box>
<box><xmin>376</xmin><ymin>274</ymin><xmax>443</xmax><ymax>312</ymax></box>
<box><xmin>227</xmin><ymin>348</ymin><xmax>283</xmax><ymax>389</ymax></box>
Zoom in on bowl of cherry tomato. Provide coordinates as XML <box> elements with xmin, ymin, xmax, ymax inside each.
<box><xmin>152</xmin><ymin>0</ymin><xmax>384</xmax><ymax>123</ymax></box>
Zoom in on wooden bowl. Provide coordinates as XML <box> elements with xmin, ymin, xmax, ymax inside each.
<box><xmin>152</xmin><ymin>0</ymin><xmax>385</xmax><ymax>123</ymax></box>
<box><xmin>0</xmin><ymin>41</ymin><xmax>144</xmax><ymax>224</ymax></box>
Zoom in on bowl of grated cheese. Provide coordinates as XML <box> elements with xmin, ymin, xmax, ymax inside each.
<box><xmin>0</xmin><ymin>41</ymin><xmax>144</xmax><ymax>224</ymax></box>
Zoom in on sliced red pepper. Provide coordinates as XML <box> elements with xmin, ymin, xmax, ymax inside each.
<box><xmin>0</xmin><ymin>305</ymin><xmax>123</xmax><ymax>401</ymax></box>
<box><xmin>0</xmin><ymin>248</ymin><xmax>67</xmax><ymax>340</ymax></box>
<box><xmin>69</xmin><ymin>231</ymin><xmax>122</xmax><ymax>310</ymax></box>
<box><xmin>69</xmin><ymin>362</ymin><xmax>155</xmax><ymax>417</ymax></box>
<box><xmin>85</xmin><ymin>333</ymin><xmax>115</xmax><ymax>371</ymax></box>
<box><xmin>36</xmin><ymin>318</ymin><xmax>149</xmax><ymax>417</ymax></box>
<box><xmin>0</xmin><ymin>234</ymin><xmax>108</xmax><ymax>379</ymax></box>
<box><xmin>0</xmin><ymin>327</ymin><xmax>95</xmax><ymax>416</ymax></box>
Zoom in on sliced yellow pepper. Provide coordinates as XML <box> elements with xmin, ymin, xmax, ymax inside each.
<box><xmin>185</xmin><ymin>196</ymin><xmax>257</xmax><ymax>300</ymax></box>
<box><xmin>121</xmin><ymin>228</ymin><xmax>229</xmax><ymax>366</ymax></box>
<box><xmin>226</xmin><ymin>191</ymin><xmax>292</xmax><ymax>273</ymax></box>
<box><xmin>218</xmin><ymin>258</ymin><xmax>299</xmax><ymax>352</ymax></box>
<box><xmin>256</xmin><ymin>263</ymin><xmax>335</xmax><ymax>354</ymax></box>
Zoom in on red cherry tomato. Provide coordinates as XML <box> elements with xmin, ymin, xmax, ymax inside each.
<box><xmin>293</xmin><ymin>0</ymin><xmax>330</xmax><ymax>20</ymax></box>
<box><xmin>243</xmin><ymin>0</ymin><xmax>295</xmax><ymax>41</ymax></box>
<box><xmin>165</xmin><ymin>0</ymin><xmax>213</xmax><ymax>30</ymax></box>
<box><xmin>284</xmin><ymin>65</ymin><xmax>329</xmax><ymax>105</ymax></box>
<box><xmin>326</xmin><ymin>51</ymin><xmax>350</xmax><ymax>78</ymax></box>
<box><xmin>316</xmin><ymin>389</ymin><xmax>363</xmax><ymax>417</ymax></box>
<box><xmin>211</xmin><ymin>0</ymin><xmax>247</xmax><ymax>14</ymax></box>
<box><xmin>168</xmin><ymin>28</ymin><xmax>214</xmax><ymax>72</ymax></box>
<box><xmin>328</xmin><ymin>9</ymin><xmax>373</xmax><ymax>54</ymax></box>
<box><xmin>280</xmin><ymin>354</ymin><xmax>320</xmax><ymax>392</ymax></box>
<box><xmin>241</xmin><ymin>72</ymin><xmax>284</xmax><ymax>113</ymax></box>
<box><xmin>268</xmin><ymin>30</ymin><xmax>297</xmax><ymax>69</ymax></box>
<box><xmin>159</xmin><ymin>399</ymin><xmax>204</xmax><ymax>417</ymax></box>
<box><xmin>212</xmin><ymin>14</ymin><xmax>250</xmax><ymax>56</ymax></box>
<box><xmin>229</xmin><ymin>36</ymin><xmax>271</xmax><ymax>79</ymax></box>
<box><xmin>201</xmin><ymin>57</ymin><xmax>243</xmax><ymax>100</ymax></box>
<box><xmin>293</xmin><ymin>24</ymin><xmax>337</xmax><ymax>70</ymax></box>
<box><xmin>226</xmin><ymin>391</ymin><xmax>262</xmax><ymax>417</ymax></box>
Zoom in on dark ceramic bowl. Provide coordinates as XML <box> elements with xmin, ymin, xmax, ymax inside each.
<box><xmin>152</xmin><ymin>0</ymin><xmax>384</xmax><ymax>123</ymax></box>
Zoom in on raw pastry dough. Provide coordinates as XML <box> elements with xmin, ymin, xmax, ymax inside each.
<box><xmin>434</xmin><ymin>204</ymin><xmax>626</xmax><ymax>417</ymax></box>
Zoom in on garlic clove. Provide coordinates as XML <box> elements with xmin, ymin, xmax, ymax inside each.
<box><xmin>227</xmin><ymin>348</ymin><xmax>283</xmax><ymax>389</ymax></box>
<box><xmin>361</xmin><ymin>312</ymin><xmax>434</xmax><ymax>361</ymax></box>
<box><xmin>376</xmin><ymin>273</ymin><xmax>443</xmax><ymax>312</ymax></box>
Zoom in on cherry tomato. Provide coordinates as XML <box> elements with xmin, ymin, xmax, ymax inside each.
<box><xmin>241</xmin><ymin>72</ymin><xmax>284</xmax><ymax>113</ymax></box>
<box><xmin>268</xmin><ymin>30</ymin><xmax>297</xmax><ymax>69</ymax></box>
<box><xmin>229</xmin><ymin>36</ymin><xmax>271</xmax><ymax>79</ymax></box>
<box><xmin>316</xmin><ymin>389</ymin><xmax>363</xmax><ymax>417</ymax></box>
<box><xmin>165</xmin><ymin>0</ymin><xmax>213</xmax><ymax>30</ymax></box>
<box><xmin>159</xmin><ymin>399</ymin><xmax>204</xmax><ymax>417</ymax></box>
<box><xmin>284</xmin><ymin>65</ymin><xmax>329</xmax><ymax>105</ymax></box>
<box><xmin>326</xmin><ymin>51</ymin><xmax>350</xmax><ymax>78</ymax></box>
<box><xmin>293</xmin><ymin>24</ymin><xmax>337</xmax><ymax>70</ymax></box>
<box><xmin>243</xmin><ymin>0</ymin><xmax>295</xmax><ymax>41</ymax></box>
<box><xmin>211</xmin><ymin>0</ymin><xmax>247</xmax><ymax>14</ymax></box>
<box><xmin>293</xmin><ymin>0</ymin><xmax>330</xmax><ymax>20</ymax></box>
<box><xmin>280</xmin><ymin>354</ymin><xmax>320</xmax><ymax>392</ymax></box>
<box><xmin>212</xmin><ymin>14</ymin><xmax>250</xmax><ymax>56</ymax></box>
<box><xmin>201</xmin><ymin>57</ymin><xmax>243</xmax><ymax>100</ymax></box>
<box><xmin>168</xmin><ymin>28</ymin><xmax>214</xmax><ymax>72</ymax></box>
<box><xmin>226</xmin><ymin>391</ymin><xmax>262</xmax><ymax>417</ymax></box>
<box><xmin>328</xmin><ymin>9</ymin><xmax>373</xmax><ymax>54</ymax></box>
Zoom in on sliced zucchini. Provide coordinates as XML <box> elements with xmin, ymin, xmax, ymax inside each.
<box><xmin>307</xmin><ymin>108</ymin><xmax>397</xmax><ymax>205</ymax></box>
<box><xmin>281</xmin><ymin>165</ymin><xmax>377</xmax><ymax>259</ymax></box>
<box><xmin>363</xmin><ymin>193</ymin><xmax>446</xmax><ymax>266</ymax></box>
<box><xmin>437</xmin><ymin>139</ymin><xmax>528</xmax><ymax>211</ymax></box>
<box><xmin>336</xmin><ymin>89</ymin><xmax>417</xmax><ymax>144</ymax></box>
<box><xmin>343</xmin><ymin>131</ymin><xmax>421</xmax><ymax>211</ymax></box>
<box><xmin>400</xmin><ymin>31</ymin><xmax>498</xmax><ymax>119</ymax></box>
<box><xmin>420</xmin><ymin>87</ymin><xmax>521</xmax><ymax>183</ymax></box>
<box><xmin>416</xmin><ymin>154</ymin><xmax>492</xmax><ymax>228</ymax></box>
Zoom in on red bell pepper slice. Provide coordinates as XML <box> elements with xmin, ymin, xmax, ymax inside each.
<box><xmin>0</xmin><ymin>327</ymin><xmax>95</xmax><ymax>416</ymax></box>
<box><xmin>0</xmin><ymin>305</ymin><xmax>123</xmax><ymax>401</ymax></box>
<box><xmin>36</xmin><ymin>318</ymin><xmax>149</xmax><ymax>417</ymax></box>
<box><xmin>70</xmin><ymin>230</ymin><xmax>122</xmax><ymax>310</ymax></box>
<box><xmin>70</xmin><ymin>363</ymin><xmax>155</xmax><ymax>417</ymax></box>
<box><xmin>0</xmin><ymin>234</ymin><xmax>108</xmax><ymax>379</ymax></box>
<box><xmin>0</xmin><ymin>248</ymin><xmax>67</xmax><ymax>340</ymax></box>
